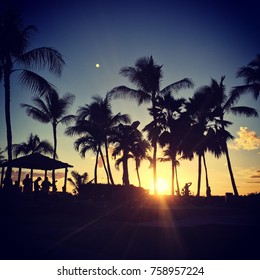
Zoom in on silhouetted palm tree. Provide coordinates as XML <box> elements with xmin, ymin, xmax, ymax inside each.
<box><xmin>0</xmin><ymin>10</ymin><xmax>64</xmax><ymax>181</ymax></box>
<box><xmin>195</xmin><ymin>77</ymin><xmax>258</xmax><ymax>196</ymax></box>
<box><xmin>184</xmin><ymin>85</ymin><xmax>219</xmax><ymax>196</ymax></box>
<box><xmin>21</xmin><ymin>90</ymin><xmax>75</xmax><ymax>191</ymax></box>
<box><xmin>130</xmin><ymin>136</ymin><xmax>151</xmax><ymax>188</ymax></box>
<box><xmin>159</xmin><ymin>149</ymin><xmax>181</xmax><ymax>195</ymax></box>
<box><xmin>67</xmin><ymin>121</ymin><xmax>103</xmax><ymax>184</ymax></box>
<box><xmin>233</xmin><ymin>54</ymin><xmax>260</xmax><ymax>100</ymax></box>
<box><xmin>66</xmin><ymin>95</ymin><xmax>130</xmax><ymax>184</ymax></box>
<box><xmin>154</xmin><ymin>92</ymin><xmax>187</xmax><ymax>195</ymax></box>
<box><xmin>68</xmin><ymin>170</ymin><xmax>90</xmax><ymax>195</ymax></box>
<box><xmin>12</xmin><ymin>133</ymin><xmax>54</xmax><ymax>157</ymax></box>
<box><xmin>111</xmin><ymin>121</ymin><xmax>143</xmax><ymax>187</ymax></box>
<box><xmin>109</xmin><ymin>56</ymin><xmax>194</xmax><ymax>194</ymax></box>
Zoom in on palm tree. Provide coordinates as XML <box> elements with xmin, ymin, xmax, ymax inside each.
<box><xmin>21</xmin><ymin>90</ymin><xmax>75</xmax><ymax>191</ymax></box>
<box><xmin>192</xmin><ymin>77</ymin><xmax>258</xmax><ymax>196</ymax></box>
<box><xmin>66</xmin><ymin>95</ymin><xmax>130</xmax><ymax>184</ymax></box>
<box><xmin>159</xmin><ymin>149</ymin><xmax>181</xmax><ymax>195</ymax></box>
<box><xmin>68</xmin><ymin>170</ymin><xmax>91</xmax><ymax>195</ymax></box>
<box><xmin>184</xmin><ymin>85</ymin><xmax>219</xmax><ymax>196</ymax></box>
<box><xmin>111</xmin><ymin>121</ymin><xmax>144</xmax><ymax>187</ymax></box>
<box><xmin>12</xmin><ymin>133</ymin><xmax>54</xmax><ymax>158</ymax></box>
<box><xmin>109</xmin><ymin>56</ymin><xmax>194</xmax><ymax>194</ymax></box>
<box><xmin>0</xmin><ymin>10</ymin><xmax>64</xmax><ymax>182</ymax></box>
<box><xmin>131</xmin><ymin>138</ymin><xmax>151</xmax><ymax>188</ymax></box>
<box><xmin>66</xmin><ymin>119</ymin><xmax>105</xmax><ymax>184</ymax></box>
<box><xmin>233</xmin><ymin>54</ymin><xmax>260</xmax><ymax>100</ymax></box>
<box><xmin>152</xmin><ymin>92</ymin><xmax>187</xmax><ymax>196</ymax></box>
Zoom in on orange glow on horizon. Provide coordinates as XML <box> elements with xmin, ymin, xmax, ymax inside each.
<box><xmin>149</xmin><ymin>177</ymin><xmax>171</xmax><ymax>196</ymax></box>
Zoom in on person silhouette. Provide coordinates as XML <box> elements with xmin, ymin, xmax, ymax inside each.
<box><xmin>3</xmin><ymin>176</ymin><xmax>13</xmax><ymax>190</ymax></box>
<box><xmin>206</xmin><ymin>186</ymin><xmax>211</xmax><ymax>197</ymax></box>
<box><xmin>34</xmin><ymin>177</ymin><xmax>42</xmax><ymax>193</ymax></box>
<box><xmin>41</xmin><ymin>176</ymin><xmax>51</xmax><ymax>194</ymax></box>
<box><xmin>23</xmin><ymin>174</ymin><xmax>32</xmax><ymax>193</ymax></box>
<box><xmin>184</xmin><ymin>182</ymin><xmax>192</xmax><ymax>197</ymax></box>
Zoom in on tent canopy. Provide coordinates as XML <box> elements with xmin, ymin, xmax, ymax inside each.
<box><xmin>0</xmin><ymin>153</ymin><xmax>73</xmax><ymax>170</ymax></box>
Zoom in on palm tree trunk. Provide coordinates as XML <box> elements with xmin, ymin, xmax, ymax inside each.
<box><xmin>100</xmin><ymin>148</ymin><xmax>110</xmax><ymax>184</ymax></box>
<box><xmin>175</xmin><ymin>165</ymin><xmax>180</xmax><ymax>196</ymax></box>
<box><xmin>153</xmin><ymin>139</ymin><xmax>157</xmax><ymax>195</ymax></box>
<box><xmin>202</xmin><ymin>153</ymin><xmax>210</xmax><ymax>192</ymax></box>
<box><xmin>94</xmin><ymin>147</ymin><xmax>99</xmax><ymax>184</ymax></box>
<box><xmin>136</xmin><ymin>164</ymin><xmax>141</xmax><ymax>187</ymax></box>
<box><xmin>122</xmin><ymin>150</ymin><xmax>130</xmax><ymax>187</ymax></box>
<box><xmin>3</xmin><ymin>63</ymin><xmax>13</xmax><ymax>183</ymax></box>
<box><xmin>224</xmin><ymin>142</ymin><xmax>239</xmax><ymax>196</ymax></box>
<box><xmin>220</xmin><ymin>115</ymin><xmax>239</xmax><ymax>196</ymax></box>
<box><xmin>52</xmin><ymin>123</ymin><xmax>57</xmax><ymax>192</ymax></box>
<box><xmin>104</xmin><ymin>140</ymin><xmax>114</xmax><ymax>185</ymax></box>
<box><xmin>171</xmin><ymin>158</ymin><xmax>175</xmax><ymax>196</ymax></box>
<box><xmin>151</xmin><ymin>98</ymin><xmax>158</xmax><ymax>195</ymax></box>
<box><xmin>196</xmin><ymin>154</ymin><xmax>202</xmax><ymax>196</ymax></box>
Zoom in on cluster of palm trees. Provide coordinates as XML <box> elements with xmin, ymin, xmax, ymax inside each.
<box><xmin>1</xmin><ymin>10</ymin><xmax>259</xmax><ymax>196</ymax></box>
<box><xmin>106</xmin><ymin>57</ymin><xmax>258</xmax><ymax>196</ymax></box>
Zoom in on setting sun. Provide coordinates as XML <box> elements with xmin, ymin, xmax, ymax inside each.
<box><xmin>156</xmin><ymin>178</ymin><xmax>171</xmax><ymax>195</ymax></box>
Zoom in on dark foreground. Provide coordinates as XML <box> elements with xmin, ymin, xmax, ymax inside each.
<box><xmin>0</xmin><ymin>193</ymin><xmax>259</xmax><ymax>260</ymax></box>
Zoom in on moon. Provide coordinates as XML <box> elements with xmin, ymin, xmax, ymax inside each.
<box><xmin>95</xmin><ymin>63</ymin><xmax>100</xmax><ymax>68</ymax></box>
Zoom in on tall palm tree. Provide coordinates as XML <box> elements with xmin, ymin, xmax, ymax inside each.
<box><xmin>184</xmin><ymin>86</ymin><xmax>219</xmax><ymax>196</ymax></box>
<box><xmin>233</xmin><ymin>54</ymin><xmax>260</xmax><ymax>100</ymax></box>
<box><xmin>152</xmin><ymin>92</ymin><xmax>187</xmax><ymax>195</ymax></box>
<box><xmin>131</xmin><ymin>138</ymin><xmax>151</xmax><ymax>188</ymax></box>
<box><xmin>12</xmin><ymin>133</ymin><xmax>54</xmax><ymax>157</ymax></box>
<box><xmin>0</xmin><ymin>10</ymin><xmax>64</xmax><ymax>182</ymax></box>
<box><xmin>67</xmin><ymin>119</ymin><xmax>105</xmax><ymax>184</ymax></box>
<box><xmin>111</xmin><ymin>121</ymin><xmax>144</xmax><ymax>187</ymax></box>
<box><xmin>194</xmin><ymin>77</ymin><xmax>258</xmax><ymax>196</ymax></box>
<box><xmin>159</xmin><ymin>149</ymin><xmax>181</xmax><ymax>195</ymax></box>
<box><xmin>66</xmin><ymin>95</ymin><xmax>130</xmax><ymax>184</ymax></box>
<box><xmin>109</xmin><ymin>56</ymin><xmax>194</xmax><ymax>194</ymax></box>
<box><xmin>21</xmin><ymin>90</ymin><xmax>75</xmax><ymax>191</ymax></box>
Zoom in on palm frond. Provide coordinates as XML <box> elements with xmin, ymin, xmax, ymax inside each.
<box><xmin>108</xmin><ymin>86</ymin><xmax>150</xmax><ymax>105</ymax></box>
<box><xmin>229</xmin><ymin>106</ymin><xmax>259</xmax><ymax>117</ymax></box>
<box><xmin>110</xmin><ymin>113</ymin><xmax>131</xmax><ymax>126</ymax></box>
<box><xmin>58</xmin><ymin>115</ymin><xmax>76</xmax><ymax>125</ymax></box>
<box><xmin>236</xmin><ymin>66</ymin><xmax>258</xmax><ymax>83</ymax></box>
<box><xmin>18</xmin><ymin>47</ymin><xmax>65</xmax><ymax>77</ymax></box>
<box><xmin>161</xmin><ymin>78</ymin><xmax>194</xmax><ymax>95</ymax></box>
<box><xmin>20</xmin><ymin>103</ymin><xmax>50</xmax><ymax>123</ymax></box>
<box><xmin>37</xmin><ymin>140</ymin><xmax>54</xmax><ymax>156</ymax></box>
<box><xmin>19</xmin><ymin>70</ymin><xmax>56</xmax><ymax>95</ymax></box>
<box><xmin>229</xmin><ymin>84</ymin><xmax>260</xmax><ymax>104</ymax></box>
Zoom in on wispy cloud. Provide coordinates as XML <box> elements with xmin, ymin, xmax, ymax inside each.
<box><xmin>229</xmin><ymin>127</ymin><xmax>260</xmax><ymax>151</ymax></box>
<box><xmin>250</xmin><ymin>170</ymin><xmax>260</xmax><ymax>179</ymax></box>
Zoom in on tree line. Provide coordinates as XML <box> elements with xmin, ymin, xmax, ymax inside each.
<box><xmin>0</xmin><ymin>10</ymin><xmax>259</xmax><ymax>196</ymax></box>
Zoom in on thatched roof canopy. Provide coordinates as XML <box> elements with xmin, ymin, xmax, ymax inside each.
<box><xmin>0</xmin><ymin>153</ymin><xmax>73</xmax><ymax>170</ymax></box>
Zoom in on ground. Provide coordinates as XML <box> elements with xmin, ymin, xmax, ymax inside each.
<box><xmin>0</xmin><ymin>193</ymin><xmax>259</xmax><ymax>260</ymax></box>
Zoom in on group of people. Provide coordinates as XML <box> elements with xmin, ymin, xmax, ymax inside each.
<box><xmin>22</xmin><ymin>175</ymin><xmax>52</xmax><ymax>194</ymax></box>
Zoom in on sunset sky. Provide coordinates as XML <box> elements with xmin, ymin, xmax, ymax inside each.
<box><xmin>0</xmin><ymin>0</ymin><xmax>259</xmax><ymax>195</ymax></box>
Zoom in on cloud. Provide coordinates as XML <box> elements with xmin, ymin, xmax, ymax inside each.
<box><xmin>229</xmin><ymin>127</ymin><xmax>260</xmax><ymax>151</ymax></box>
<box><xmin>11</xmin><ymin>170</ymin><xmax>66</xmax><ymax>181</ymax></box>
<box><xmin>250</xmin><ymin>170</ymin><xmax>260</xmax><ymax>179</ymax></box>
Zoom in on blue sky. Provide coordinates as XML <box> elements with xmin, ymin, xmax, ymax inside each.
<box><xmin>1</xmin><ymin>0</ymin><xmax>260</xmax><ymax>195</ymax></box>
